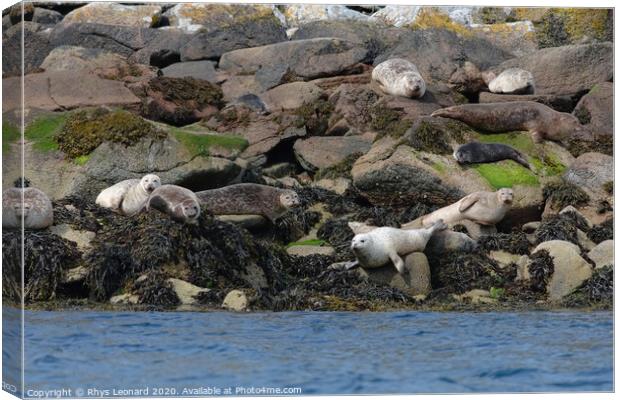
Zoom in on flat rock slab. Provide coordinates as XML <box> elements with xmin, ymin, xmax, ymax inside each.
<box><xmin>161</xmin><ymin>60</ymin><xmax>218</xmax><ymax>82</ymax></box>
<box><xmin>3</xmin><ymin>71</ymin><xmax>140</xmax><ymax>112</ymax></box>
<box><xmin>260</xmin><ymin>81</ymin><xmax>324</xmax><ymax>112</ymax></box>
<box><xmin>287</xmin><ymin>245</ymin><xmax>336</xmax><ymax>257</ymax></box>
<box><xmin>294</xmin><ymin>136</ymin><xmax>371</xmax><ymax>171</ymax></box>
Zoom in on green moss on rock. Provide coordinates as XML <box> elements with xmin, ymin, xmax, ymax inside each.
<box><xmin>474</xmin><ymin>162</ymin><xmax>539</xmax><ymax>189</ymax></box>
<box><xmin>293</xmin><ymin>98</ymin><xmax>333</xmax><ymax>136</ymax></box>
<box><xmin>2</xmin><ymin>122</ymin><xmax>20</xmax><ymax>154</ymax></box>
<box><xmin>25</xmin><ymin>114</ymin><xmax>68</xmax><ymax>152</ymax></box>
<box><xmin>56</xmin><ymin>109</ymin><xmax>166</xmax><ymax>159</ymax></box>
<box><xmin>370</xmin><ymin>105</ymin><xmax>412</xmax><ymax>139</ymax></box>
<box><xmin>172</xmin><ymin>129</ymin><xmax>248</xmax><ymax>157</ymax></box>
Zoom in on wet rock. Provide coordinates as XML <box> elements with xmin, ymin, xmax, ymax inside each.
<box><xmin>61</xmin><ymin>3</ymin><xmax>161</xmax><ymax>27</ymax></box>
<box><xmin>2</xmin><ymin>71</ymin><xmax>141</xmax><ymax>113</ymax></box>
<box><xmin>287</xmin><ymin>245</ymin><xmax>336</xmax><ymax>257</ymax></box>
<box><xmin>2</xmin><ymin>22</ymin><xmax>54</xmax><ymax>76</ymax></box>
<box><xmin>572</xmin><ymin>82</ymin><xmax>613</xmax><ymax>138</ymax></box>
<box><xmin>167</xmin><ymin>278</ymin><xmax>209</xmax><ymax>305</ymax></box>
<box><xmin>491</xmin><ymin>42</ymin><xmax>613</xmax><ymax>96</ymax></box>
<box><xmin>222</xmin><ymin>289</ymin><xmax>249</xmax><ymax>311</ymax></box>
<box><xmin>534</xmin><ymin>240</ymin><xmax>593</xmax><ymax>301</ymax></box>
<box><xmin>357</xmin><ymin>252</ymin><xmax>431</xmax><ymax>296</ymax></box>
<box><xmin>294</xmin><ymin>136</ymin><xmax>372</xmax><ymax>172</ymax></box>
<box><xmin>110</xmin><ymin>293</ymin><xmax>139</xmax><ymax>305</ymax></box>
<box><xmin>161</xmin><ymin>61</ymin><xmax>218</xmax><ymax>83</ymax></box>
<box><xmin>260</xmin><ymin>82</ymin><xmax>324</xmax><ymax>112</ymax></box>
<box><xmin>488</xmin><ymin>68</ymin><xmax>535</xmax><ymax>94</ymax></box>
<box><xmin>49</xmin><ymin>224</ymin><xmax>95</xmax><ymax>252</ymax></box>
<box><xmin>41</xmin><ymin>46</ymin><xmax>156</xmax><ymax>81</ymax></box>
<box><xmin>281</xmin><ymin>4</ymin><xmax>368</xmax><ymax>27</ymax></box>
<box><xmin>478</xmin><ymin>92</ymin><xmax>574</xmax><ymax>112</ymax></box>
<box><xmin>219</xmin><ymin>38</ymin><xmax>368</xmax><ymax>81</ymax></box>
<box><xmin>563</xmin><ymin>152</ymin><xmax>613</xmax><ymax>199</ymax></box>
<box><xmin>587</xmin><ymin>240</ymin><xmax>613</xmax><ymax>270</ymax></box>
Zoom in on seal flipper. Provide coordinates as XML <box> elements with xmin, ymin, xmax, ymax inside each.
<box><xmin>388</xmin><ymin>251</ymin><xmax>405</xmax><ymax>274</ymax></box>
<box><xmin>513</xmin><ymin>152</ymin><xmax>531</xmax><ymax>170</ymax></box>
<box><xmin>458</xmin><ymin>193</ymin><xmax>481</xmax><ymax>212</ymax></box>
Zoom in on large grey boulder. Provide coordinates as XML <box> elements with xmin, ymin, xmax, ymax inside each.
<box><xmin>563</xmin><ymin>152</ymin><xmax>613</xmax><ymax>199</ymax></box>
<box><xmin>260</xmin><ymin>82</ymin><xmax>324</xmax><ymax>112</ymax></box>
<box><xmin>60</xmin><ymin>3</ymin><xmax>161</xmax><ymax>27</ymax></box>
<box><xmin>572</xmin><ymin>82</ymin><xmax>613</xmax><ymax>138</ymax></box>
<box><xmin>294</xmin><ymin>136</ymin><xmax>371</xmax><ymax>172</ymax></box>
<box><xmin>2</xmin><ymin>22</ymin><xmax>54</xmax><ymax>76</ymax></box>
<box><xmin>587</xmin><ymin>240</ymin><xmax>613</xmax><ymax>270</ymax></box>
<box><xmin>161</xmin><ymin>61</ymin><xmax>218</xmax><ymax>83</ymax></box>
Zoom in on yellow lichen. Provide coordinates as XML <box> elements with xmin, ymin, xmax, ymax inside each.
<box><xmin>409</xmin><ymin>8</ymin><xmax>472</xmax><ymax>37</ymax></box>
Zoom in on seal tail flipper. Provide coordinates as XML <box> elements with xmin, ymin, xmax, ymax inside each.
<box><xmin>514</xmin><ymin>154</ymin><xmax>532</xmax><ymax>170</ymax></box>
<box><xmin>430</xmin><ymin>108</ymin><xmax>451</xmax><ymax>118</ymax></box>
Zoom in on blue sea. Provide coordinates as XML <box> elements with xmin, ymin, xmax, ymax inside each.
<box><xmin>2</xmin><ymin>308</ymin><xmax>613</xmax><ymax>396</ymax></box>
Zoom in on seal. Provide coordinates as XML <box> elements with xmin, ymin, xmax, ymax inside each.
<box><xmin>195</xmin><ymin>183</ymin><xmax>300</xmax><ymax>223</ymax></box>
<box><xmin>146</xmin><ymin>184</ymin><xmax>200</xmax><ymax>224</ymax></box>
<box><xmin>431</xmin><ymin>102</ymin><xmax>590</xmax><ymax>143</ymax></box>
<box><xmin>2</xmin><ymin>179</ymin><xmax>53</xmax><ymax>229</ymax></box>
<box><xmin>418</xmin><ymin>188</ymin><xmax>514</xmax><ymax>227</ymax></box>
<box><xmin>350</xmin><ymin>220</ymin><xmax>447</xmax><ymax>274</ymax></box>
<box><xmin>95</xmin><ymin>174</ymin><xmax>161</xmax><ymax>216</ymax></box>
<box><xmin>453</xmin><ymin>142</ymin><xmax>530</xmax><ymax>169</ymax></box>
<box><xmin>372</xmin><ymin>58</ymin><xmax>426</xmax><ymax>98</ymax></box>
<box><xmin>488</xmin><ymin>68</ymin><xmax>535</xmax><ymax>94</ymax></box>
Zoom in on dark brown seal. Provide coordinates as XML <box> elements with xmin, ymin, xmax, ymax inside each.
<box><xmin>195</xmin><ymin>183</ymin><xmax>300</xmax><ymax>223</ymax></box>
<box><xmin>146</xmin><ymin>185</ymin><xmax>200</xmax><ymax>224</ymax></box>
<box><xmin>431</xmin><ymin>101</ymin><xmax>591</xmax><ymax>143</ymax></box>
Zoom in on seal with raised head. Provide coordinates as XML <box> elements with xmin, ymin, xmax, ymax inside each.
<box><xmin>2</xmin><ymin>179</ymin><xmax>53</xmax><ymax>229</ymax></box>
<box><xmin>418</xmin><ymin>188</ymin><xmax>514</xmax><ymax>227</ymax></box>
<box><xmin>350</xmin><ymin>220</ymin><xmax>447</xmax><ymax>274</ymax></box>
<box><xmin>147</xmin><ymin>185</ymin><xmax>200</xmax><ymax>224</ymax></box>
<box><xmin>195</xmin><ymin>183</ymin><xmax>300</xmax><ymax>223</ymax></box>
<box><xmin>96</xmin><ymin>174</ymin><xmax>161</xmax><ymax>216</ymax></box>
<box><xmin>372</xmin><ymin>58</ymin><xmax>426</xmax><ymax>98</ymax></box>
<box><xmin>431</xmin><ymin>102</ymin><xmax>590</xmax><ymax>143</ymax></box>
<box><xmin>454</xmin><ymin>142</ymin><xmax>530</xmax><ymax>169</ymax></box>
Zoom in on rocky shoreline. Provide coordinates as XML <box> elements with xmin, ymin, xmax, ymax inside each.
<box><xmin>2</xmin><ymin>4</ymin><xmax>613</xmax><ymax>312</ymax></box>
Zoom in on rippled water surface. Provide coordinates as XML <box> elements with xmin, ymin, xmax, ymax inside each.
<box><xmin>3</xmin><ymin>309</ymin><xmax>613</xmax><ymax>396</ymax></box>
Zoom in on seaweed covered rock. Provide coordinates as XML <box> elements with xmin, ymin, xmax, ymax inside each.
<box><xmin>562</xmin><ymin>265</ymin><xmax>613</xmax><ymax>309</ymax></box>
<box><xmin>533</xmin><ymin>240</ymin><xmax>593</xmax><ymax>301</ymax></box>
<box><xmin>429</xmin><ymin>250</ymin><xmax>503</xmax><ymax>295</ymax></box>
<box><xmin>588</xmin><ymin>218</ymin><xmax>613</xmax><ymax>244</ymax></box>
<box><xmin>2</xmin><ymin>230</ymin><xmax>81</xmax><ymax>302</ymax></box>
<box><xmin>139</xmin><ymin>76</ymin><xmax>224</xmax><ymax>126</ymax></box>
<box><xmin>477</xmin><ymin>231</ymin><xmax>530</xmax><ymax>255</ymax></box>
<box><xmin>357</xmin><ymin>252</ymin><xmax>432</xmax><ymax>296</ymax></box>
<box><xmin>572</xmin><ymin>82</ymin><xmax>613</xmax><ymax>138</ymax></box>
<box><xmin>587</xmin><ymin>240</ymin><xmax>614</xmax><ymax>270</ymax></box>
<box><xmin>542</xmin><ymin>181</ymin><xmax>590</xmax><ymax>210</ymax></box>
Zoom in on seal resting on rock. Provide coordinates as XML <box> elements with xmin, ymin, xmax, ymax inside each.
<box><xmin>419</xmin><ymin>188</ymin><xmax>514</xmax><ymax>227</ymax></box>
<box><xmin>350</xmin><ymin>220</ymin><xmax>447</xmax><ymax>274</ymax></box>
<box><xmin>372</xmin><ymin>58</ymin><xmax>426</xmax><ymax>98</ymax></box>
<box><xmin>454</xmin><ymin>142</ymin><xmax>530</xmax><ymax>169</ymax></box>
<box><xmin>96</xmin><ymin>174</ymin><xmax>161</xmax><ymax>216</ymax></box>
<box><xmin>2</xmin><ymin>180</ymin><xmax>53</xmax><ymax>229</ymax></box>
<box><xmin>431</xmin><ymin>102</ymin><xmax>590</xmax><ymax>143</ymax></box>
<box><xmin>147</xmin><ymin>185</ymin><xmax>200</xmax><ymax>224</ymax></box>
<box><xmin>195</xmin><ymin>183</ymin><xmax>300</xmax><ymax>223</ymax></box>
<box><xmin>488</xmin><ymin>68</ymin><xmax>535</xmax><ymax>94</ymax></box>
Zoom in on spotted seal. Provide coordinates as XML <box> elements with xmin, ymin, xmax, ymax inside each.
<box><xmin>96</xmin><ymin>174</ymin><xmax>161</xmax><ymax>216</ymax></box>
<box><xmin>146</xmin><ymin>185</ymin><xmax>200</xmax><ymax>224</ymax></box>
<box><xmin>372</xmin><ymin>58</ymin><xmax>426</xmax><ymax>98</ymax></box>
<box><xmin>454</xmin><ymin>142</ymin><xmax>530</xmax><ymax>169</ymax></box>
<box><xmin>350</xmin><ymin>220</ymin><xmax>447</xmax><ymax>274</ymax></box>
<box><xmin>431</xmin><ymin>102</ymin><xmax>590</xmax><ymax>143</ymax></box>
<box><xmin>195</xmin><ymin>183</ymin><xmax>300</xmax><ymax>223</ymax></box>
<box><xmin>2</xmin><ymin>179</ymin><xmax>53</xmax><ymax>229</ymax></box>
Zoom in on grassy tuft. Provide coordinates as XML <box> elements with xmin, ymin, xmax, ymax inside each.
<box><xmin>25</xmin><ymin>114</ymin><xmax>68</xmax><ymax>152</ymax></box>
<box><xmin>3</xmin><ymin>122</ymin><xmax>20</xmax><ymax>154</ymax></box>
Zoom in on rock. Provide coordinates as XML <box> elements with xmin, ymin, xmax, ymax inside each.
<box><xmin>488</xmin><ymin>68</ymin><xmax>535</xmax><ymax>94</ymax></box>
<box><xmin>41</xmin><ymin>46</ymin><xmax>156</xmax><ymax>81</ymax></box>
<box><xmin>370</xmin><ymin>5</ymin><xmax>420</xmax><ymax>27</ymax></box>
<box><xmin>2</xmin><ymin>71</ymin><xmax>141</xmax><ymax>113</ymax></box>
<box><xmin>313</xmin><ymin>178</ymin><xmax>352</xmax><ymax>195</ymax></box>
<box><xmin>497</xmin><ymin>184</ymin><xmax>545</xmax><ymax>232</ymax></box>
<box><xmin>489</xmin><ymin>250</ymin><xmax>524</xmax><ymax>268</ymax></box>
<box><xmin>572</xmin><ymin>82</ymin><xmax>613</xmax><ymax>138</ymax></box>
<box><xmin>161</xmin><ymin>61</ymin><xmax>218</xmax><ymax>83</ymax></box>
<box><xmin>286</xmin><ymin>245</ymin><xmax>336</xmax><ymax>257</ymax></box>
<box><xmin>327</xmin><ymin>84</ymin><xmax>381</xmax><ymax>135</ymax></box>
<box><xmin>522</xmin><ymin>221</ymin><xmax>541</xmax><ymax>233</ymax></box>
<box><xmin>2</xmin><ymin>22</ymin><xmax>54</xmax><ymax>76</ymax></box>
<box><xmin>220</xmin><ymin>75</ymin><xmax>265</xmax><ymax>101</ymax></box>
<box><xmin>163</xmin><ymin>4</ymin><xmax>279</xmax><ymax>31</ymax></box>
<box><xmin>491</xmin><ymin>42</ymin><xmax>613</xmax><ymax>96</ymax></box>
<box><xmin>424</xmin><ymin>230</ymin><xmax>478</xmax><ymax>256</ymax></box>
<box><xmin>110</xmin><ymin>293</ymin><xmax>139</xmax><ymax>305</ymax></box>
<box><xmin>281</xmin><ymin>4</ymin><xmax>367</xmax><ymax>27</ymax></box>
<box><xmin>455</xmin><ymin>220</ymin><xmax>497</xmax><ymax>240</ymax></box>
<box><xmin>166</xmin><ymin>278</ymin><xmax>209</xmax><ymax>305</ymax></box>
<box><xmin>563</xmin><ymin>152</ymin><xmax>613</xmax><ymax>198</ymax></box>
<box><xmin>31</xmin><ymin>7</ymin><xmax>63</xmax><ymax>25</ymax></box>
<box><xmin>49</xmin><ymin>224</ymin><xmax>95</xmax><ymax>251</ymax></box>
<box><xmin>61</xmin><ymin>3</ymin><xmax>161</xmax><ymax>27</ymax></box>
<box><xmin>294</xmin><ymin>136</ymin><xmax>371</xmax><ymax>172</ymax></box>
<box><xmin>534</xmin><ymin>240</ymin><xmax>593</xmax><ymax>301</ymax></box>
<box><xmin>374</xmin><ymin>28</ymin><xmax>512</xmax><ymax>84</ymax></box>
<box><xmin>225</xmin><ymin>115</ymin><xmax>305</xmax><ymax>159</ymax></box>
<box><xmin>260</xmin><ymin>82</ymin><xmax>324</xmax><ymax>112</ymax></box>
<box><xmin>291</xmin><ymin>19</ymin><xmax>383</xmax><ymax>45</ymax></box>
<box><xmin>357</xmin><ymin>252</ymin><xmax>431</xmax><ymax>296</ymax></box>
<box><xmin>217</xmin><ymin>215</ymin><xmax>268</xmax><ymax>231</ymax></box>
<box><xmin>470</xmin><ymin>21</ymin><xmax>538</xmax><ymax>57</ymax></box>
<box><xmin>587</xmin><ymin>240</ymin><xmax>613</xmax><ymax>269</ymax></box>
<box><xmin>8</xmin><ymin>3</ymin><xmax>35</xmax><ymax>24</ymax></box>
<box><xmin>219</xmin><ymin>38</ymin><xmax>368</xmax><ymax>81</ymax></box>
<box><xmin>222</xmin><ymin>289</ymin><xmax>248</xmax><ymax>311</ymax></box>
<box><xmin>478</xmin><ymin>92</ymin><xmax>574</xmax><ymax>113</ymax></box>
<box><xmin>559</xmin><ymin>206</ymin><xmax>593</xmax><ymax>229</ymax></box>
<box><xmin>62</xmin><ymin>266</ymin><xmax>89</xmax><ymax>285</ymax></box>
<box><xmin>262</xmin><ymin>162</ymin><xmax>296</xmax><ymax>179</ymax></box>
<box><xmin>453</xmin><ymin>289</ymin><xmax>497</xmax><ymax>304</ymax></box>
<box><xmin>178</xmin><ymin>10</ymin><xmax>287</xmax><ymax>61</ymax></box>
<box><xmin>447</xmin><ymin>61</ymin><xmax>487</xmax><ymax>96</ymax></box>
<box><xmin>577</xmin><ymin>229</ymin><xmax>596</xmax><ymax>251</ymax></box>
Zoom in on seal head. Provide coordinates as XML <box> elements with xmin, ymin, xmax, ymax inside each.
<box><xmin>497</xmin><ymin>188</ymin><xmax>514</xmax><ymax>205</ymax></box>
<box><xmin>279</xmin><ymin>191</ymin><xmax>301</xmax><ymax>208</ymax></box>
<box><xmin>140</xmin><ymin>174</ymin><xmax>161</xmax><ymax>194</ymax></box>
